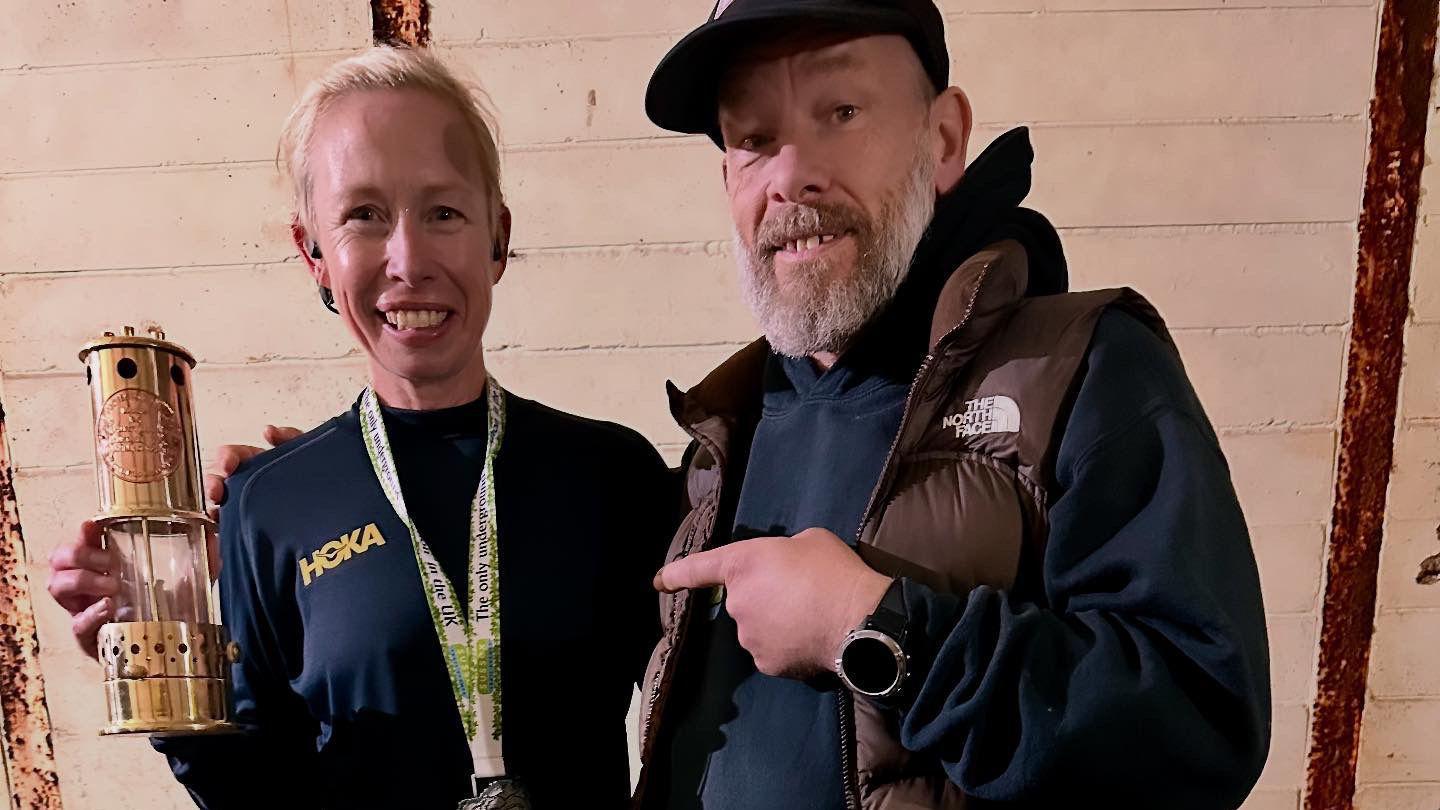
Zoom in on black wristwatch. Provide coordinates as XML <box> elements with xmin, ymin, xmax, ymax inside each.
<box><xmin>834</xmin><ymin>578</ymin><xmax>909</xmax><ymax>700</ymax></box>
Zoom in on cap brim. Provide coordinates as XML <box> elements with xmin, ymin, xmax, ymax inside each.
<box><xmin>645</xmin><ymin>4</ymin><xmax>919</xmax><ymax>142</ymax></box>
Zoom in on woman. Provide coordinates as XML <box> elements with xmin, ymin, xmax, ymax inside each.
<box><xmin>47</xmin><ymin>46</ymin><xmax>671</xmax><ymax>809</ymax></box>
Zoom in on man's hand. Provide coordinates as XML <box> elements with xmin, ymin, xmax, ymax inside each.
<box><xmin>654</xmin><ymin>527</ymin><xmax>892</xmax><ymax>678</ymax></box>
<box><xmin>204</xmin><ymin>425</ymin><xmax>303</xmax><ymax>523</ymax></box>
<box><xmin>48</xmin><ymin>424</ymin><xmax>302</xmax><ymax>660</ymax></box>
<box><xmin>201</xmin><ymin>425</ymin><xmax>302</xmax><ymax>576</ymax></box>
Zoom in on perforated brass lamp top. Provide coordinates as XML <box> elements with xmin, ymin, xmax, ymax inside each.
<box><xmin>80</xmin><ymin>325</ymin><xmax>208</xmax><ymax>523</ymax></box>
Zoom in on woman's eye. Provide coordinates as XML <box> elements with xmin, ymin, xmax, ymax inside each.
<box><xmin>434</xmin><ymin>206</ymin><xmax>464</xmax><ymax>221</ymax></box>
<box><xmin>345</xmin><ymin>206</ymin><xmax>377</xmax><ymax>222</ymax></box>
<box><xmin>835</xmin><ymin>104</ymin><xmax>859</xmax><ymax>122</ymax></box>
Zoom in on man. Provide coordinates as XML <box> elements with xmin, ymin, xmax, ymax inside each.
<box><xmin>638</xmin><ymin>1</ymin><xmax>1269</xmax><ymax>808</ymax></box>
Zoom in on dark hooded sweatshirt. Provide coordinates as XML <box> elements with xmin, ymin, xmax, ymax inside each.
<box><xmin>655</xmin><ymin>129</ymin><xmax>1269</xmax><ymax>809</ymax></box>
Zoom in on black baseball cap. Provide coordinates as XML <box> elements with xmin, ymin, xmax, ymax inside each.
<box><xmin>646</xmin><ymin>0</ymin><xmax>949</xmax><ymax>145</ymax></box>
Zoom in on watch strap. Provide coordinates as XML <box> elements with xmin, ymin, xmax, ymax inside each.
<box><xmin>864</xmin><ymin>577</ymin><xmax>908</xmax><ymax>643</ymax></box>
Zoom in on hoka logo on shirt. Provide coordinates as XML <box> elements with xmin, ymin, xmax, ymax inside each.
<box><xmin>941</xmin><ymin>395</ymin><xmax>1022</xmax><ymax>438</ymax></box>
<box><xmin>299</xmin><ymin>523</ymin><xmax>387</xmax><ymax>586</ymax></box>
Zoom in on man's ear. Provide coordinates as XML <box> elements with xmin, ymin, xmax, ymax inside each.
<box><xmin>931</xmin><ymin>86</ymin><xmax>972</xmax><ymax>196</ymax></box>
<box><xmin>290</xmin><ymin>215</ymin><xmax>328</xmax><ymax>287</ymax></box>
<box><xmin>490</xmin><ymin>204</ymin><xmax>513</xmax><ymax>285</ymax></box>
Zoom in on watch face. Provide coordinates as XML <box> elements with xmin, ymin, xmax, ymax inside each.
<box><xmin>840</xmin><ymin>634</ymin><xmax>901</xmax><ymax>696</ymax></box>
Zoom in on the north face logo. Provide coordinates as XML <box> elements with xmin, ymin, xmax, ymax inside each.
<box><xmin>941</xmin><ymin>395</ymin><xmax>1022</xmax><ymax>438</ymax></box>
<box><xmin>713</xmin><ymin>0</ymin><xmax>737</xmax><ymax>19</ymax></box>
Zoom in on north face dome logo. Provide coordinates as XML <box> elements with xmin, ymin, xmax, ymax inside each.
<box><xmin>941</xmin><ymin>395</ymin><xmax>1022</xmax><ymax>438</ymax></box>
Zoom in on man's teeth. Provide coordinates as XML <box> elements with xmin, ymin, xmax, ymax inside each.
<box><xmin>385</xmin><ymin>310</ymin><xmax>449</xmax><ymax>329</ymax></box>
<box><xmin>782</xmin><ymin>234</ymin><xmax>838</xmax><ymax>253</ymax></box>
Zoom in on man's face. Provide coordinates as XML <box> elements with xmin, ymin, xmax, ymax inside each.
<box><xmin>307</xmin><ymin>88</ymin><xmax>503</xmax><ymax>392</ymax></box>
<box><xmin>718</xmin><ymin>33</ymin><xmax>939</xmax><ymax>359</ymax></box>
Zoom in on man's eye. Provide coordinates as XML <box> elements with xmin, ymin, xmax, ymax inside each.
<box><xmin>835</xmin><ymin>104</ymin><xmax>859</xmax><ymax>122</ymax></box>
<box><xmin>737</xmin><ymin>134</ymin><xmax>767</xmax><ymax>151</ymax></box>
<box><xmin>345</xmin><ymin>206</ymin><xmax>377</xmax><ymax>222</ymax></box>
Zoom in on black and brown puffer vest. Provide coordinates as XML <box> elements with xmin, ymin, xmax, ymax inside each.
<box><xmin>633</xmin><ymin>239</ymin><xmax>1170</xmax><ymax>809</ymax></box>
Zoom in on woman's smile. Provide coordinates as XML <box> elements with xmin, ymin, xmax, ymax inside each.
<box><xmin>377</xmin><ymin>303</ymin><xmax>458</xmax><ymax>347</ymax></box>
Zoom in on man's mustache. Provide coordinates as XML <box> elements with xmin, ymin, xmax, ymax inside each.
<box><xmin>753</xmin><ymin>203</ymin><xmax>869</xmax><ymax>254</ymax></box>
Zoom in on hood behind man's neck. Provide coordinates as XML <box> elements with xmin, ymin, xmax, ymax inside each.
<box><xmin>913</xmin><ymin>126</ymin><xmax>1066</xmax><ymax>297</ymax></box>
<box><xmin>837</xmin><ymin>126</ymin><xmax>1067</xmax><ymax>376</ymax></box>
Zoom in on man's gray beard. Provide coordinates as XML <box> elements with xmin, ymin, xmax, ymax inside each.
<box><xmin>735</xmin><ymin>148</ymin><xmax>937</xmax><ymax>359</ymax></box>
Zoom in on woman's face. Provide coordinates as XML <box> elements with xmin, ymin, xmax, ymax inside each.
<box><xmin>306</xmin><ymin>87</ymin><xmax>506</xmax><ymax>403</ymax></box>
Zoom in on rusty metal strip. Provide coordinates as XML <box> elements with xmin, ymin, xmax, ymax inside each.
<box><xmin>371</xmin><ymin>0</ymin><xmax>430</xmax><ymax>47</ymax></box>
<box><xmin>0</xmin><ymin>401</ymin><xmax>62</xmax><ymax>809</ymax></box>
<box><xmin>1304</xmin><ymin>0</ymin><xmax>1438</xmax><ymax>806</ymax></box>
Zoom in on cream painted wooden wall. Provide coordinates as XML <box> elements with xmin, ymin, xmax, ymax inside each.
<box><xmin>2</xmin><ymin>1</ymin><xmax>1431</xmax><ymax>808</ymax></box>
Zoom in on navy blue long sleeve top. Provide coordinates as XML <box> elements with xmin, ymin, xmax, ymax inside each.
<box><xmin>154</xmin><ymin>390</ymin><xmax>673</xmax><ymax>809</ymax></box>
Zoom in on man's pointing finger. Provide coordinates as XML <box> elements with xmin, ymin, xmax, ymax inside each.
<box><xmin>653</xmin><ymin>546</ymin><xmax>735</xmax><ymax>593</ymax></box>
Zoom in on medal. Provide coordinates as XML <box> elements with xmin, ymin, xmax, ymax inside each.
<box><xmin>457</xmin><ymin>777</ymin><xmax>532</xmax><ymax>809</ymax></box>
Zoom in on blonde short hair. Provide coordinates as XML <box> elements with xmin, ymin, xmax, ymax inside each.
<box><xmin>278</xmin><ymin>45</ymin><xmax>504</xmax><ymax>233</ymax></box>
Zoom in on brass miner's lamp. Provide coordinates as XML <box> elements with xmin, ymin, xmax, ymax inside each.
<box><xmin>81</xmin><ymin>326</ymin><xmax>232</xmax><ymax>736</ymax></box>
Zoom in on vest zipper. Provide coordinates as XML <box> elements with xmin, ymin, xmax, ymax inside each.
<box><xmin>839</xmin><ymin>689</ymin><xmax>862</xmax><ymax>810</ymax></box>
<box><xmin>836</xmin><ymin>260</ymin><xmax>994</xmax><ymax>808</ymax></box>
<box><xmin>854</xmin><ymin>261</ymin><xmax>992</xmax><ymax>543</ymax></box>
<box><xmin>637</xmin><ymin>421</ymin><xmax>727</xmax><ymax>807</ymax></box>
<box><xmin>640</xmin><ymin>513</ymin><xmax>701</xmax><ymax>752</ymax></box>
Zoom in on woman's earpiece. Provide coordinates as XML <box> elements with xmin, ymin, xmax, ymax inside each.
<box><xmin>492</xmin><ymin>242</ymin><xmax>503</xmax><ymax>261</ymax></box>
<box><xmin>309</xmin><ymin>242</ymin><xmax>323</xmax><ymax>260</ymax></box>
<box><xmin>318</xmin><ymin>285</ymin><xmax>338</xmax><ymax>314</ymax></box>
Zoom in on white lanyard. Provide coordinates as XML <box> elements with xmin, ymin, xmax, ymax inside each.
<box><xmin>358</xmin><ymin>379</ymin><xmax>507</xmax><ymax>780</ymax></box>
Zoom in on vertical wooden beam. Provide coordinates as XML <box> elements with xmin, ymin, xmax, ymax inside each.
<box><xmin>371</xmin><ymin>0</ymin><xmax>430</xmax><ymax>47</ymax></box>
<box><xmin>1305</xmin><ymin>0</ymin><xmax>1438</xmax><ymax>806</ymax></box>
<box><xmin>0</xmin><ymin>401</ymin><xmax>62</xmax><ymax>810</ymax></box>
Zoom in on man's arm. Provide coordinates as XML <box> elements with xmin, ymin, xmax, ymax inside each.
<box><xmin>888</xmin><ymin>312</ymin><xmax>1270</xmax><ymax>806</ymax></box>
